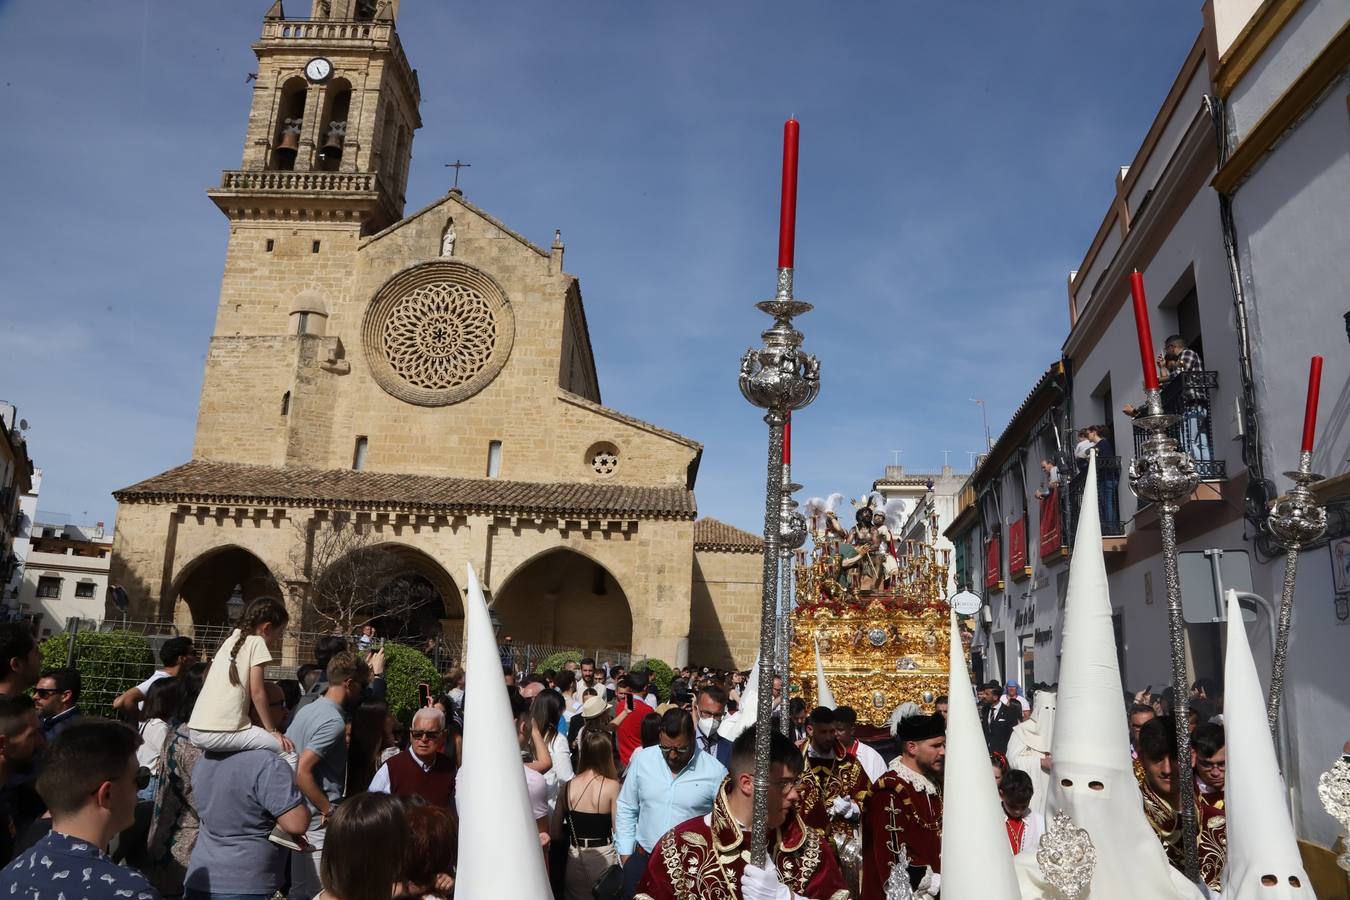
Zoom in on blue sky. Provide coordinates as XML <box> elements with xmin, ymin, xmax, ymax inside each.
<box><xmin>0</xmin><ymin>1</ymin><xmax>1199</xmax><ymax>532</ymax></box>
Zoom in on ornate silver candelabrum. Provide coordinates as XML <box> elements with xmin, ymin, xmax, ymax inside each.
<box><xmin>1128</xmin><ymin>387</ymin><xmax>1201</xmax><ymax>882</ymax></box>
<box><xmin>778</xmin><ymin>473</ymin><xmax>807</xmax><ymax>736</ymax></box>
<box><xmin>1265</xmin><ymin>450</ymin><xmax>1326</xmax><ymax>734</ymax></box>
<box><xmin>739</xmin><ymin>268</ymin><xmax>820</xmax><ymax>864</ymax></box>
<box><xmin>1318</xmin><ymin>754</ymin><xmax>1350</xmax><ymax>871</ymax></box>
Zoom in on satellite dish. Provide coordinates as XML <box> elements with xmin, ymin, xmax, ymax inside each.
<box><xmin>948</xmin><ymin>590</ymin><xmax>982</xmax><ymax>616</ymax></box>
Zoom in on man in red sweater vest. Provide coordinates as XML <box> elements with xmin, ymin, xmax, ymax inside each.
<box><xmin>368</xmin><ymin>707</ymin><xmax>456</xmax><ymax>806</ymax></box>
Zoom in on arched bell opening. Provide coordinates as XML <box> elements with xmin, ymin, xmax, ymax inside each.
<box><xmin>270</xmin><ymin>78</ymin><xmax>309</xmax><ymax>171</ymax></box>
<box><xmin>316</xmin><ymin>80</ymin><xmax>352</xmax><ymax>171</ymax></box>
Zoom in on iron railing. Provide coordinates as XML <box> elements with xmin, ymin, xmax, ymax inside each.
<box><xmin>1132</xmin><ymin>370</ymin><xmax>1226</xmax><ymax>480</ymax></box>
<box><xmin>1068</xmin><ymin>455</ymin><xmax>1124</xmax><ymax>539</ymax></box>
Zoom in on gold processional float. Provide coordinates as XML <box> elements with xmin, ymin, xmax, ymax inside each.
<box><xmin>788</xmin><ymin>494</ymin><xmax>971</xmax><ymax>726</ymax></box>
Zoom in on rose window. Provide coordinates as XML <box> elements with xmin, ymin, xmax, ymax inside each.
<box><xmin>382</xmin><ymin>282</ymin><xmax>497</xmax><ymax>390</ymax></box>
<box><xmin>363</xmin><ymin>261</ymin><xmax>515</xmax><ymax>407</ymax></box>
<box><xmin>586</xmin><ymin>442</ymin><xmax>620</xmax><ymax>477</ymax></box>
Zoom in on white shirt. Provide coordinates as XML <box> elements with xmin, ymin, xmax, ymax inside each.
<box><xmin>524</xmin><ymin>765</ymin><xmax>550</xmax><ymax>820</ymax></box>
<box><xmin>133</xmin><ymin>670</ymin><xmax>170</xmax><ymax>711</ymax></box>
<box><xmin>368</xmin><ymin>750</ymin><xmax>439</xmax><ymax>794</ymax></box>
<box><xmin>850</xmin><ymin>740</ymin><xmax>887</xmax><ymax>784</ymax></box>
<box><xmin>543</xmin><ymin>730</ymin><xmax>574</xmax><ymax>809</ymax></box>
<box><xmin>1008</xmin><ymin>810</ymin><xmax>1045</xmax><ymax>855</ymax></box>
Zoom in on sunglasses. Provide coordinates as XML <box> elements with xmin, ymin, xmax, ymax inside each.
<box><xmin>32</xmin><ymin>688</ymin><xmax>60</xmax><ymax>697</ymax></box>
<box><xmin>410</xmin><ymin>729</ymin><xmax>444</xmax><ymax>741</ymax></box>
<box><xmin>660</xmin><ymin>744</ymin><xmax>692</xmax><ymax>758</ymax></box>
<box><xmin>97</xmin><ymin>767</ymin><xmax>151</xmax><ymax>796</ymax></box>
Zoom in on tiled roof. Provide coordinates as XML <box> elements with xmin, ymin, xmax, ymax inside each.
<box><xmin>693</xmin><ymin>517</ymin><xmax>764</xmax><ymax>553</ymax></box>
<box><xmin>114</xmin><ymin>460</ymin><xmax>696</xmax><ymax>519</ymax></box>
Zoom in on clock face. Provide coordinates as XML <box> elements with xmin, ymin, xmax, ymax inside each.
<box><xmin>305</xmin><ymin>57</ymin><xmax>333</xmax><ymax>82</ymax></box>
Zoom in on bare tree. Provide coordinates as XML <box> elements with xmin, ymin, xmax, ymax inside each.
<box><xmin>291</xmin><ymin>513</ymin><xmax>424</xmax><ymax>636</ymax></box>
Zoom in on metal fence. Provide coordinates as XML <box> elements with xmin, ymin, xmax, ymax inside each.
<box><xmin>1131</xmin><ymin>370</ymin><xmax>1226</xmax><ymax>481</ymax></box>
<box><xmin>57</xmin><ymin>617</ymin><xmax>642</xmax><ymax>716</ymax></box>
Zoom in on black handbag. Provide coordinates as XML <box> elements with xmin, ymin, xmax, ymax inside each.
<box><xmin>592</xmin><ymin>863</ymin><xmax>623</xmax><ymax>900</ymax></box>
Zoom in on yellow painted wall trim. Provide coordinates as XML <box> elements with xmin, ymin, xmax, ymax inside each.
<box><xmin>1213</xmin><ymin>0</ymin><xmax>1306</xmax><ymax>98</ymax></box>
<box><xmin>1214</xmin><ymin>19</ymin><xmax>1350</xmax><ymax>193</ymax></box>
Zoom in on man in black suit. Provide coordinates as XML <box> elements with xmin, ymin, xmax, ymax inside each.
<box><xmin>692</xmin><ymin>684</ymin><xmax>733</xmax><ymax>767</ymax></box>
<box><xmin>978</xmin><ymin>680</ymin><xmax>1019</xmax><ymax>754</ymax></box>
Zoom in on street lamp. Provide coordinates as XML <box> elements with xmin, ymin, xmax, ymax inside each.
<box><xmin>225</xmin><ymin>584</ymin><xmax>245</xmax><ymax>624</ymax></box>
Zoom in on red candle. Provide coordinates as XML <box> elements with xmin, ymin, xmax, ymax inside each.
<box><xmin>1301</xmin><ymin>356</ymin><xmax>1323</xmax><ymax>452</ymax></box>
<box><xmin>783</xmin><ymin>412</ymin><xmax>792</xmax><ymax>465</ymax></box>
<box><xmin>1129</xmin><ymin>270</ymin><xmax>1160</xmax><ymax>391</ymax></box>
<box><xmin>778</xmin><ymin>118</ymin><xmax>800</xmax><ymax>269</ymax></box>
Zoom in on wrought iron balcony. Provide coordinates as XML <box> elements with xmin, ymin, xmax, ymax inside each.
<box><xmin>1131</xmin><ymin>370</ymin><xmax>1226</xmax><ymax>480</ymax></box>
<box><xmin>1067</xmin><ymin>455</ymin><xmax>1124</xmax><ymax>540</ymax></box>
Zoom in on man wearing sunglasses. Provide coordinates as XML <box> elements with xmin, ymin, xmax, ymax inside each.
<box><xmin>1</xmin><ymin>719</ymin><xmax>159</xmax><ymax>897</ymax></box>
<box><xmin>33</xmin><ymin>668</ymin><xmax>82</xmax><ymax>741</ymax></box>
<box><xmin>368</xmin><ymin>707</ymin><xmax>455</xmax><ymax>807</ymax></box>
<box><xmin>617</xmin><ymin>708</ymin><xmax>725</xmax><ymax>897</ymax></box>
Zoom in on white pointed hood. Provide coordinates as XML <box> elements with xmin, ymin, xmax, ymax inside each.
<box><xmin>1221</xmin><ymin>589</ymin><xmax>1311</xmax><ymax>898</ymax></box>
<box><xmin>1017</xmin><ymin>453</ymin><xmax>1203</xmax><ymax>899</ymax></box>
<box><xmin>942</xmin><ymin>608</ymin><xmax>1021</xmax><ymax>898</ymax></box>
<box><xmin>814</xmin><ymin>637</ymin><xmax>836</xmax><ymax>710</ymax></box>
<box><xmin>454</xmin><ymin>564</ymin><xmax>552</xmax><ymax>899</ymax></box>
<box><xmin>719</xmin><ymin>652</ymin><xmax>761</xmax><ymax>743</ymax></box>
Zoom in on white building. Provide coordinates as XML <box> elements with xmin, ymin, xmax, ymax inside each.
<box><xmin>17</xmin><ymin>519</ymin><xmax>113</xmax><ymax>637</ymax></box>
<box><xmin>873</xmin><ymin>465</ymin><xmax>968</xmax><ymax>599</ymax></box>
<box><xmin>0</xmin><ymin>403</ymin><xmax>35</xmax><ymax>616</ymax></box>
<box><xmin>951</xmin><ymin>0</ymin><xmax>1349</xmax><ymax>850</ymax></box>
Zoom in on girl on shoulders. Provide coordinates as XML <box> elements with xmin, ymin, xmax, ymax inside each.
<box><xmin>188</xmin><ymin>596</ymin><xmax>294</xmax><ymax>754</ymax></box>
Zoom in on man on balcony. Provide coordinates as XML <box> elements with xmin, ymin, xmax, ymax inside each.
<box><xmin>1160</xmin><ymin>335</ymin><xmax>1211</xmax><ymax>463</ymax></box>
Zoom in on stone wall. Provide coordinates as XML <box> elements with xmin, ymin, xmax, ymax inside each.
<box><xmin>689</xmin><ymin>547</ymin><xmax>764</xmax><ymax>670</ymax></box>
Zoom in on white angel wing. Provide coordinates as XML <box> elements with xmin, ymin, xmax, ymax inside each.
<box><xmin>883</xmin><ymin>497</ymin><xmax>909</xmax><ymax>529</ymax></box>
<box><xmin>825</xmin><ymin>492</ymin><xmax>846</xmax><ymax>514</ymax></box>
<box><xmin>866</xmin><ymin>490</ymin><xmax>885</xmax><ymax>510</ymax></box>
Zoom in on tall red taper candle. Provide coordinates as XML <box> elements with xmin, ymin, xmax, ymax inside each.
<box><xmin>1129</xmin><ymin>270</ymin><xmax>1160</xmax><ymax>391</ymax></box>
<box><xmin>1301</xmin><ymin>356</ymin><xmax>1323</xmax><ymax>452</ymax></box>
<box><xmin>777</xmin><ymin>119</ymin><xmax>800</xmax><ymax>269</ymax></box>
<box><xmin>783</xmin><ymin>412</ymin><xmax>792</xmax><ymax>465</ymax></box>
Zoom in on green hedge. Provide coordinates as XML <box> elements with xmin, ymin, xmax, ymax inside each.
<box><xmin>380</xmin><ymin>643</ymin><xmax>442</xmax><ymax>724</ymax></box>
<box><xmin>537</xmin><ymin>650</ymin><xmax>582</xmax><ymax>674</ymax></box>
<box><xmin>40</xmin><ymin>631</ymin><xmax>156</xmax><ymax>719</ymax></box>
<box><xmin>635</xmin><ymin>658</ymin><xmax>674</xmax><ymax>703</ymax></box>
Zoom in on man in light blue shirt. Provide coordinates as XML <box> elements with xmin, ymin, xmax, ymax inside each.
<box><xmin>617</xmin><ymin>707</ymin><xmax>726</xmax><ymax>896</ymax></box>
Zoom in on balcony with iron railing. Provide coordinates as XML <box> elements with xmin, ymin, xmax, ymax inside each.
<box><xmin>1067</xmin><ymin>455</ymin><xmax>1124</xmax><ymax>541</ymax></box>
<box><xmin>1131</xmin><ymin>370</ymin><xmax>1226</xmax><ymax>481</ymax></box>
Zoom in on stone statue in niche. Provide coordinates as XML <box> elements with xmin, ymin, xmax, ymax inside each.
<box><xmin>440</xmin><ymin>218</ymin><xmax>456</xmax><ymax>257</ymax></box>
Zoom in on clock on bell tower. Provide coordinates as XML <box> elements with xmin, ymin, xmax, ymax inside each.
<box><xmin>207</xmin><ymin>0</ymin><xmax>421</xmax><ymax>233</ymax></box>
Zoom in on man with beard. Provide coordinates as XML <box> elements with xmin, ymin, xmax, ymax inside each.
<box><xmin>634</xmin><ymin>725</ymin><xmax>849</xmax><ymax>900</ymax></box>
<box><xmin>284</xmin><ymin>651</ymin><xmax>370</xmax><ymax>900</ymax></box>
<box><xmin>860</xmin><ymin>709</ymin><xmax>944</xmax><ymax>900</ymax></box>
<box><xmin>0</xmin><ymin>696</ymin><xmax>45</xmax><ymax>866</ymax></box>
<box><xmin>795</xmin><ymin>707</ymin><xmax>869</xmax><ymax>845</ymax></box>
<box><xmin>1136</xmin><ymin>716</ymin><xmax>1226</xmax><ymax>892</ymax></box>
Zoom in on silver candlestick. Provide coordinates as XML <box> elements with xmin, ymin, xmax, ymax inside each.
<box><xmin>1128</xmin><ymin>387</ymin><xmax>1201</xmax><ymax>882</ymax></box>
<box><xmin>779</xmin><ymin>467</ymin><xmax>807</xmax><ymax>736</ymax></box>
<box><xmin>1265</xmin><ymin>450</ymin><xmax>1326</xmax><ymax>735</ymax></box>
<box><xmin>739</xmin><ymin>265</ymin><xmax>820</xmax><ymax>866</ymax></box>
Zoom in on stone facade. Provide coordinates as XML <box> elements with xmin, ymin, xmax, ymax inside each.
<box><xmin>109</xmin><ymin>2</ymin><xmax>761</xmax><ymax>667</ymax></box>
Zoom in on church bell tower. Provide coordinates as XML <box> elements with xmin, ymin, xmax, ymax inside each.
<box><xmin>207</xmin><ymin>0</ymin><xmax>421</xmax><ymax>233</ymax></box>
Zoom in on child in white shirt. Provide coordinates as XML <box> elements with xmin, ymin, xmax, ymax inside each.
<box><xmin>1000</xmin><ymin>768</ymin><xmax>1045</xmax><ymax>856</ymax></box>
<box><xmin>188</xmin><ymin>596</ymin><xmax>294</xmax><ymax>754</ymax></box>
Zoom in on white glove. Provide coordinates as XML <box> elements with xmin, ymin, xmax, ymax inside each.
<box><xmin>827</xmin><ymin>796</ymin><xmax>860</xmax><ymax>820</ymax></box>
<box><xmin>740</xmin><ymin>862</ymin><xmax>795</xmax><ymax>900</ymax></box>
<box><xmin>915</xmin><ymin>868</ymin><xmax>940</xmax><ymax>900</ymax></box>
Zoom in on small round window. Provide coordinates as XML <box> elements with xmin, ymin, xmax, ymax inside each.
<box><xmin>587</xmin><ymin>442</ymin><xmax>619</xmax><ymax>477</ymax></box>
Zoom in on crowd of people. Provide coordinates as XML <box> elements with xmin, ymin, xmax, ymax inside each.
<box><xmin>0</xmin><ymin>603</ymin><xmax>1285</xmax><ymax>900</ymax></box>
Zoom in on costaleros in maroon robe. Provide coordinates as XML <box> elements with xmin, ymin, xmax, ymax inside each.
<box><xmin>795</xmin><ymin>740</ymin><xmax>872</xmax><ymax>843</ymax></box>
<box><xmin>859</xmin><ymin>761</ymin><xmax>942</xmax><ymax>900</ymax></box>
<box><xmin>635</xmin><ymin>778</ymin><xmax>850</xmax><ymax>900</ymax></box>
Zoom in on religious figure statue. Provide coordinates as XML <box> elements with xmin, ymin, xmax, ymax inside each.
<box><xmin>441</xmin><ymin>219</ymin><xmax>457</xmax><ymax>257</ymax></box>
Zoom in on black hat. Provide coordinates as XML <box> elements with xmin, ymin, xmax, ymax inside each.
<box><xmin>894</xmin><ymin>711</ymin><xmax>946</xmax><ymax>743</ymax></box>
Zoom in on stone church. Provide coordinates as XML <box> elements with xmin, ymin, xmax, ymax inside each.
<box><xmin>109</xmin><ymin>0</ymin><xmax>762</xmax><ymax>668</ymax></box>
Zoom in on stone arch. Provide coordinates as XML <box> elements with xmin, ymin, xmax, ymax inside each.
<box><xmin>492</xmin><ymin>547</ymin><xmax>632</xmax><ymax>653</ymax></box>
<box><xmin>309</xmin><ymin>542</ymin><xmax>464</xmax><ymax>642</ymax></box>
<box><xmin>167</xmin><ymin>545</ymin><xmax>283</xmax><ymax>629</ymax></box>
